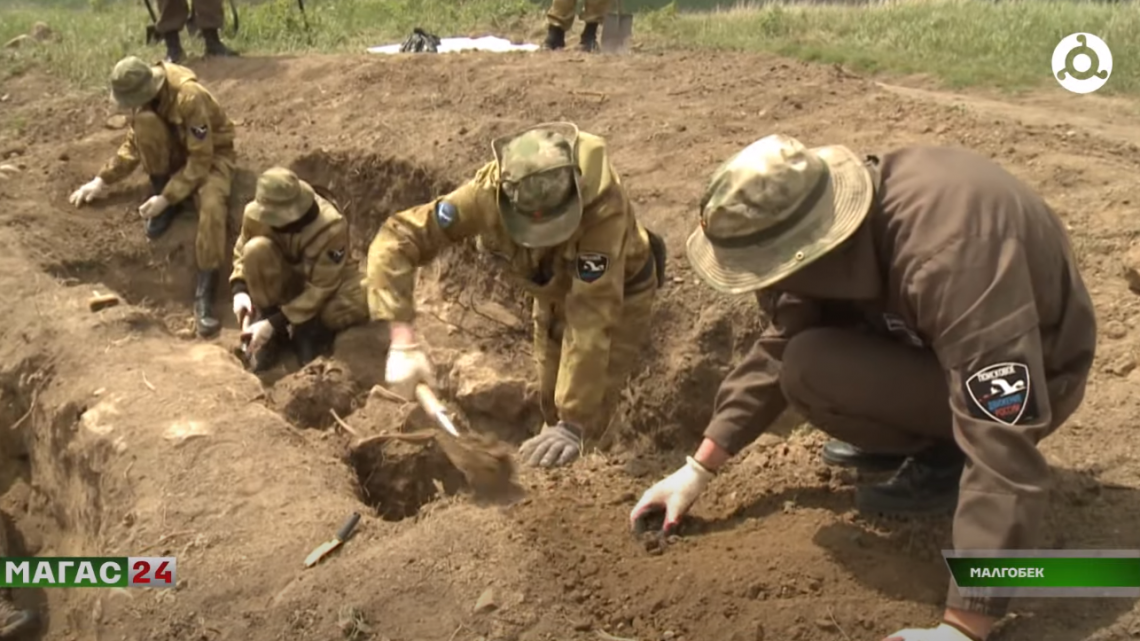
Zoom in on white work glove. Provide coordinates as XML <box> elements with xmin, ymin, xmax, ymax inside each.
<box><xmin>242</xmin><ymin>319</ymin><xmax>275</xmax><ymax>356</ymax></box>
<box><xmin>138</xmin><ymin>194</ymin><xmax>170</xmax><ymax>219</ymax></box>
<box><xmin>384</xmin><ymin>344</ymin><xmax>433</xmax><ymax>399</ymax></box>
<box><xmin>629</xmin><ymin>456</ymin><xmax>715</xmax><ymax>534</ymax></box>
<box><xmin>233</xmin><ymin>293</ymin><xmax>253</xmax><ymax>324</ymax></box>
<box><xmin>884</xmin><ymin>624</ymin><xmax>975</xmax><ymax>641</ymax></box>
<box><xmin>69</xmin><ymin>177</ymin><xmax>107</xmax><ymax>207</ymax></box>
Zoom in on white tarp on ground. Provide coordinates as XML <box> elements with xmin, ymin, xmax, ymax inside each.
<box><xmin>368</xmin><ymin>36</ymin><xmax>539</xmax><ymax>55</ymax></box>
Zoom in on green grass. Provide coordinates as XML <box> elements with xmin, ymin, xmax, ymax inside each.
<box><xmin>2</xmin><ymin>0</ymin><xmax>1139</xmax><ymax>95</ymax></box>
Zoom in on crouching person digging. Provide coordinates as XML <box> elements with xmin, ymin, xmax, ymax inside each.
<box><xmin>69</xmin><ymin>55</ymin><xmax>236</xmax><ymax>338</ymax></box>
<box><xmin>630</xmin><ymin>134</ymin><xmax>1097</xmax><ymax>641</ymax></box>
<box><xmin>230</xmin><ymin>167</ymin><xmax>370</xmax><ymax>371</ymax></box>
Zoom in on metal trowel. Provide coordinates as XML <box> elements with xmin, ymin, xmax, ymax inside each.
<box><xmin>303</xmin><ymin>512</ymin><xmax>361</xmax><ymax>568</ymax></box>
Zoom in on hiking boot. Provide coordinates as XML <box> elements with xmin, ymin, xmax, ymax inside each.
<box><xmin>0</xmin><ymin>595</ymin><xmax>35</xmax><ymax>638</ymax></box>
<box><xmin>194</xmin><ymin>270</ymin><xmax>221</xmax><ymax>338</ymax></box>
<box><xmin>543</xmin><ymin>25</ymin><xmax>566</xmax><ymax>50</ymax></box>
<box><xmin>162</xmin><ymin>31</ymin><xmax>186</xmax><ymax>64</ymax></box>
<box><xmin>202</xmin><ymin>29</ymin><xmax>238</xmax><ymax>57</ymax></box>
<box><xmin>291</xmin><ymin>318</ymin><xmax>333</xmax><ymax>367</ymax></box>
<box><xmin>579</xmin><ymin>22</ymin><xmax>599</xmax><ymax>52</ymax></box>
<box><xmin>145</xmin><ymin>175</ymin><xmax>181</xmax><ymax>239</ymax></box>
<box><xmin>821</xmin><ymin>440</ymin><xmax>907</xmax><ymax>472</ymax></box>
<box><xmin>855</xmin><ymin>444</ymin><xmax>965</xmax><ymax>517</ymax></box>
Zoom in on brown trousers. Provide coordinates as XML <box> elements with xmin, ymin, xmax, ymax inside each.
<box><xmin>157</xmin><ymin>0</ymin><xmax>225</xmax><ymax>33</ymax></box>
<box><xmin>133</xmin><ymin>111</ymin><xmax>233</xmax><ymax>271</ymax></box>
<box><xmin>779</xmin><ymin>328</ymin><xmax>1081</xmax><ymax>453</ymax></box>
<box><xmin>242</xmin><ymin>238</ymin><xmax>370</xmax><ymax>332</ymax></box>
<box><xmin>547</xmin><ymin>0</ymin><xmax>613</xmax><ymax>30</ymax></box>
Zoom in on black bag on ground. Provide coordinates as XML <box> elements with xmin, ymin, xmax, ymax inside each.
<box><xmin>399</xmin><ymin>28</ymin><xmax>441</xmax><ymax>53</ymax></box>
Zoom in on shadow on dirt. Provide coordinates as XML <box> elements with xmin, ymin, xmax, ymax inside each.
<box><xmin>676</xmin><ymin>465</ymin><xmax>1140</xmax><ymax>639</ymax></box>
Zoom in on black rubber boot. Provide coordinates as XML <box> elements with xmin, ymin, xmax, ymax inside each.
<box><xmin>194</xmin><ymin>270</ymin><xmax>222</xmax><ymax>338</ymax></box>
<box><xmin>0</xmin><ymin>595</ymin><xmax>35</xmax><ymax>638</ymax></box>
<box><xmin>579</xmin><ymin>22</ymin><xmax>599</xmax><ymax>52</ymax></box>
<box><xmin>543</xmin><ymin>25</ymin><xmax>566</xmax><ymax>50</ymax></box>
<box><xmin>162</xmin><ymin>31</ymin><xmax>185</xmax><ymax>64</ymax></box>
<box><xmin>291</xmin><ymin>318</ymin><xmax>334</xmax><ymax>367</ymax></box>
<box><xmin>202</xmin><ymin>29</ymin><xmax>238</xmax><ymax>57</ymax></box>
<box><xmin>145</xmin><ymin>175</ymin><xmax>181</xmax><ymax>240</ymax></box>
<box><xmin>855</xmin><ymin>444</ymin><xmax>966</xmax><ymax>517</ymax></box>
<box><xmin>821</xmin><ymin>440</ymin><xmax>908</xmax><ymax>472</ymax></box>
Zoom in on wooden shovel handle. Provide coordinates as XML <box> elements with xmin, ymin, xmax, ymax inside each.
<box><xmin>414</xmin><ymin>383</ymin><xmax>445</xmax><ymax>415</ymax></box>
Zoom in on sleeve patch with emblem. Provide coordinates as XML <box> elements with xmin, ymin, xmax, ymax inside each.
<box><xmin>435</xmin><ymin>201</ymin><xmax>458</xmax><ymax>229</ymax></box>
<box><xmin>327</xmin><ymin>248</ymin><xmax>346</xmax><ymax>264</ymax></box>
<box><xmin>189</xmin><ymin>125</ymin><xmax>209</xmax><ymax>140</ymax></box>
<box><xmin>576</xmin><ymin>252</ymin><xmax>609</xmax><ymax>283</ymax></box>
<box><xmin>964</xmin><ymin>361</ymin><xmax>1038</xmax><ymax>425</ymax></box>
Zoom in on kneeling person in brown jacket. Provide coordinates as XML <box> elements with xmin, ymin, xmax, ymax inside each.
<box><xmin>631</xmin><ymin>134</ymin><xmax>1097</xmax><ymax>641</ymax></box>
<box><xmin>367</xmin><ymin>123</ymin><xmax>666</xmax><ymax>468</ymax></box>
<box><xmin>230</xmin><ymin>168</ymin><xmax>370</xmax><ymax>371</ymax></box>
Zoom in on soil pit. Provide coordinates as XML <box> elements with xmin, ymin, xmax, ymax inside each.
<box><xmin>349</xmin><ymin>434</ymin><xmax>469</xmax><ymax>521</ymax></box>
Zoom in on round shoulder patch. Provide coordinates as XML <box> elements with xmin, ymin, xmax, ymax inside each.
<box><xmin>435</xmin><ymin>200</ymin><xmax>458</xmax><ymax>229</ymax></box>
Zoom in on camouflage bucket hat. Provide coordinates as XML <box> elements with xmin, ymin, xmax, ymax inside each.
<box><xmin>491</xmin><ymin>122</ymin><xmax>583</xmax><ymax>248</ymax></box>
<box><xmin>109</xmin><ymin>56</ymin><xmax>166</xmax><ymax>109</ymax></box>
<box><xmin>686</xmin><ymin>134</ymin><xmax>874</xmax><ymax>295</ymax></box>
<box><xmin>244</xmin><ymin>167</ymin><xmax>317</xmax><ymax>228</ymax></box>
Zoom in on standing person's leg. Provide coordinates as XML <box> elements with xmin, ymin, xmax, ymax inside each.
<box><xmin>156</xmin><ymin>0</ymin><xmax>191</xmax><ymax>62</ymax></box>
<box><xmin>779</xmin><ymin>327</ymin><xmax>964</xmax><ymax>515</ymax></box>
<box><xmin>192</xmin><ymin>155</ymin><xmax>235</xmax><ymax>338</ymax></box>
<box><xmin>578</xmin><ymin>0</ymin><xmax>613</xmax><ymax>52</ymax></box>
<box><xmin>192</xmin><ymin>0</ymin><xmax>238</xmax><ymax>57</ymax></box>
<box><xmin>543</xmin><ymin>0</ymin><xmax>577</xmax><ymax>50</ymax></box>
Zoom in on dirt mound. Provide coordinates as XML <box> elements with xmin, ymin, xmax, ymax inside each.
<box><xmin>0</xmin><ymin>49</ymin><xmax>1138</xmax><ymax>641</ymax></box>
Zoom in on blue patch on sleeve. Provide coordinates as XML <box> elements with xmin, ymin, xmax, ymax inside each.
<box><xmin>189</xmin><ymin>125</ymin><xmax>208</xmax><ymax>140</ymax></box>
<box><xmin>435</xmin><ymin>200</ymin><xmax>458</xmax><ymax>229</ymax></box>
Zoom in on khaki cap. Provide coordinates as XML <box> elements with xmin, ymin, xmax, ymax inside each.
<box><xmin>492</xmin><ymin>122</ymin><xmax>583</xmax><ymax>248</ymax></box>
<box><xmin>686</xmin><ymin>134</ymin><xmax>874</xmax><ymax>295</ymax></box>
<box><xmin>109</xmin><ymin>56</ymin><xmax>166</xmax><ymax>109</ymax></box>
<box><xmin>244</xmin><ymin>167</ymin><xmax>316</xmax><ymax>228</ymax></box>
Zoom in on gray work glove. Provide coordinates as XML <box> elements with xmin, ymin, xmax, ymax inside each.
<box><xmin>518</xmin><ymin>421</ymin><xmax>582</xmax><ymax>468</ymax></box>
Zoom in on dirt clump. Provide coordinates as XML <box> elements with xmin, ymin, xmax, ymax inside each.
<box><xmin>269</xmin><ymin>358</ymin><xmax>359</xmax><ymax>429</ymax></box>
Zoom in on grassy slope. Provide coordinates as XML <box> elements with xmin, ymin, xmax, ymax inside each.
<box><xmin>1</xmin><ymin>0</ymin><xmax>1139</xmax><ymax>95</ymax></box>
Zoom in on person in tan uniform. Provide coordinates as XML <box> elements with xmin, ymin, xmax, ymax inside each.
<box><xmin>368</xmin><ymin>122</ymin><xmax>666</xmax><ymax>468</ymax></box>
<box><xmin>543</xmin><ymin>0</ymin><xmax>611</xmax><ymax>51</ymax></box>
<box><xmin>155</xmin><ymin>0</ymin><xmax>238</xmax><ymax>63</ymax></box>
<box><xmin>69</xmin><ymin>56</ymin><xmax>237</xmax><ymax>339</ymax></box>
<box><xmin>230</xmin><ymin>168</ymin><xmax>370</xmax><ymax>372</ymax></box>
<box><xmin>0</xmin><ymin>514</ymin><xmax>36</xmax><ymax>637</ymax></box>
<box><xmin>630</xmin><ymin>135</ymin><xmax>1096</xmax><ymax>641</ymax></box>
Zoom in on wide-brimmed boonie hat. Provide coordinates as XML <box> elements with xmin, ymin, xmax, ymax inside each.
<box><xmin>109</xmin><ymin>56</ymin><xmax>167</xmax><ymax>109</ymax></box>
<box><xmin>244</xmin><ymin>167</ymin><xmax>317</xmax><ymax>228</ymax></box>
<box><xmin>686</xmin><ymin>134</ymin><xmax>875</xmax><ymax>295</ymax></box>
<box><xmin>491</xmin><ymin>122</ymin><xmax>583</xmax><ymax>248</ymax></box>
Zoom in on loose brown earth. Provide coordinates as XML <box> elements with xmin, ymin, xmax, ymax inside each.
<box><xmin>1</xmin><ymin>48</ymin><xmax>1140</xmax><ymax>641</ymax></box>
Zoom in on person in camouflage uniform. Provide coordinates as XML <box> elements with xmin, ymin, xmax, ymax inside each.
<box><xmin>69</xmin><ymin>56</ymin><xmax>237</xmax><ymax>339</ymax></box>
<box><xmin>230</xmin><ymin>167</ymin><xmax>370</xmax><ymax>371</ymax></box>
<box><xmin>543</xmin><ymin>0</ymin><xmax>612</xmax><ymax>51</ymax></box>
<box><xmin>367</xmin><ymin>122</ymin><xmax>667</xmax><ymax>468</ymax></box>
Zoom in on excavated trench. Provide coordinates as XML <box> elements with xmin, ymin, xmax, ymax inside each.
<box><xmin>30</xmin><ymin>151</ymin><xmax>544</xmax><ymax>526</ymax></box>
